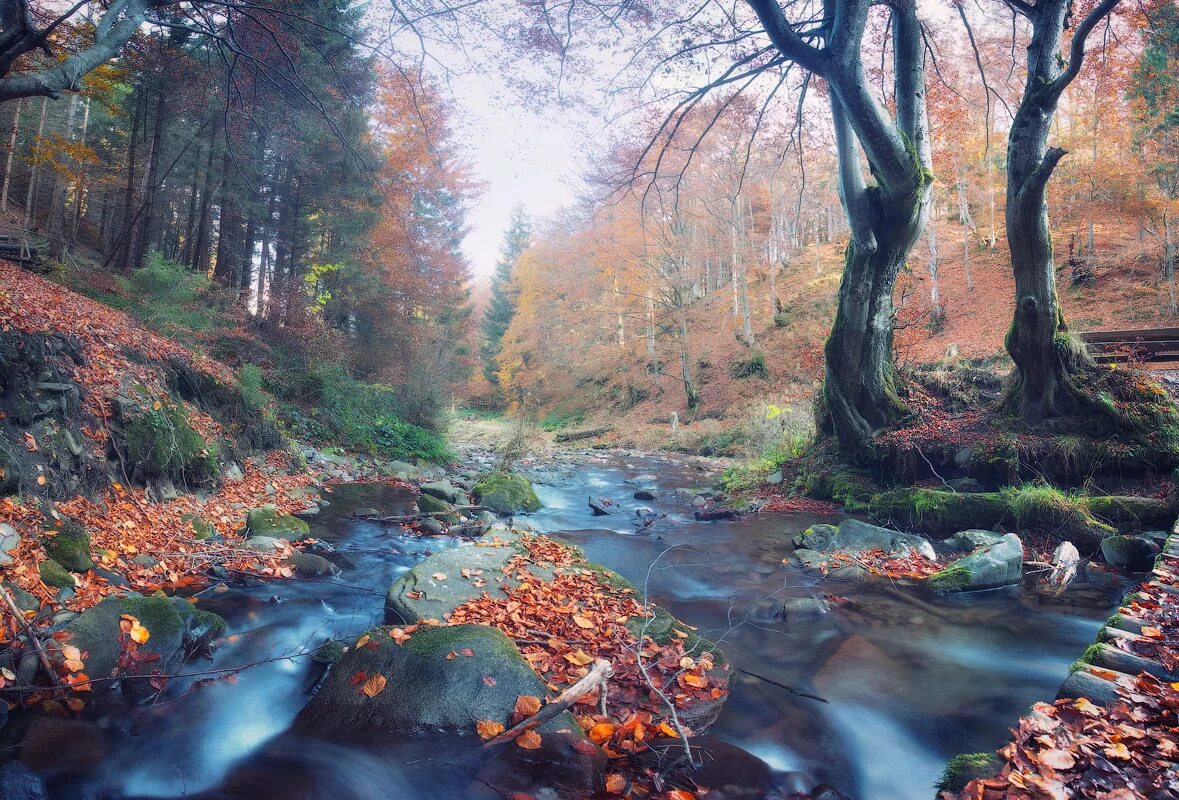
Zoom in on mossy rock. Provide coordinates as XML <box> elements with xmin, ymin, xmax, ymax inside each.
<box><xmin>181</xmin><ymin>513</ymin><xmax>217</xmax><ymax>541</ymax></box>
<box><xmin>936</xmin><ymin>752</ymin><xmax>1000</xmax><ymax>793</ymax></box>
<box><xmin>42</xmin><ymin>518</ymin><xmax>92</xmax><ymax>572</ymax></box>
<box><xmin>38</xmin><ymin>559</ymin><xmax>75</xmax><ymax>589</ymax></box>
<box><xmin>473</xmin><ymin>472</ymin><xmax>542</xmax><ymax>515</ymax></box>
<box><xmin>123</xmin><ymin>401</ymin><xmax>219</xmax><ymax>484</ymax></box>
<box><xmin>246</xmin><ymin>507</ymin><xmax>310</xmax><ymax>540</ymax></box>
<box><xmin>416</xmin><ymin>493</ymin><xmax>451</xmax><ymax>514</ymax></box>
<box><xmin>927</xmin><ymin>533</ymin><xmax>1023</xmax><ymax>594</ymax></box>
<box><xmin>294</xmin><ymin>624</ymin><xmax>583</xmax><ymax>738</ymax></box>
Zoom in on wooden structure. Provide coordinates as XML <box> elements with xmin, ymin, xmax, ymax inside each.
<box><xmin>1081</xmin><ymin>327</ymin><xmax>1179</xmax><ymax>366</ymax></box>
<box><xmin>0</xmin><ymin>227</ymin><xmax>36</xmax><ymax>264</ymax></box>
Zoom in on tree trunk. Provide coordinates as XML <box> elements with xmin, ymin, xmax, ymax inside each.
<box><xmin>23</xmin><ymin>97</ymin><xmax>47</xmax><ymax>230</ymax></box>
<box><xmin>1</xmin><ymin>98</ymin><xmax>21</xmax><ymax>213</ymax></box>
<box><xmin>71</xmin><ymin>97</ymin><xmax>91</xmax><ymax>240</ymax></box>
<box><xmin>1165</xmin><ymin>211</ymin><xmax>1176</xmax><ymax>315</ymax></box>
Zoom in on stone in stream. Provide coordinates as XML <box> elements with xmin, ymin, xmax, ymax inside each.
<box><xmin>927</xmin><ymin>533</ymin><xmax>1024</xmax><ymax>594</ymax></box>
<box><xmin>588</xmin><ymin>496</ymin><xmax>614</xmax><ymax>515</ymax></box>
<box><xmin>294</xmin><ymin>624</ymin><xmax>587</xmax><ymax>739</ymax></box>
<box><xmin>416</xmin><ymin>493</ymin><xmax>452</xmax><ymax>514</ymax></box>
<box><xmin>418</xmin><ymin>518</ymin><xmax>445</xmax><ymax>535</ymax></box>
<box><xmin>943</xmin><ymin>529</ymin><xmax>1005</xmax><ymax>552</ymax></box>
<box><xmin>419</xmin><ymin>481</ymin><xmax>466</xmax><ymax>504</ymax></box>
<box><xmin>472</xmin><ymin>472</ymin><xmax>542</xmax><ymax>515</ymax></box>
<box><xmin>287</xmin><ymin>552</ymin><xmax>341</xmax><ymax>577</ymax></box>
<box><xmin>1100</xmin><ymin>534</ymin><xmax>1159</xmax><ymax>569</ymax></box>
<box><xmin>246</xmin><ymin>507</ymin><xmax>310</xmax><ymax>541</ymax></box>
<box><xmin>633</xmin><ymin>488</ymin><xmax>657</xmax><ymax>501</ymax></box>
<box><xmin>791</xmin><ymin>519</ymin><xmax>936</xmax><ymax>560</ymax></box>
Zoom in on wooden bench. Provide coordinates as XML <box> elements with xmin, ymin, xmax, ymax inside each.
<box><xmin>1081</xmin><ymin>327</ymin><xmax>1179</xmax><ymax>365</ymax></box>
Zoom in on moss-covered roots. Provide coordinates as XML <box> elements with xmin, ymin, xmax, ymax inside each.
<box><xmin>936</xmin><ymin>752</ymin><xmax>1001</xmax><ymax>794</ymax></box>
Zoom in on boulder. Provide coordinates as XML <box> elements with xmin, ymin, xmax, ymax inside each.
<box><xmin>419</xmin><ymin>481</ymin><xmax>466</xmax><ymax>504</ymax></box>
<box><xmin>1100</xmin><ymin>535</ymin><xmax>1159</xmax><ymax>569</ymax></box>
<box><xmin>928</xmin><ymin>533</ymin><xmax>1023</xmax><ymax>594</ymax></box>
<box><xmin>287</xmin><ymin>552</ymin><xmax>341</xmax><ymax>577</ymax></box>
<box><xmin>246</xmin><ymin>507</ymin><xmax>310</xmax><ymax>540</ymax></box>
<box><xmin>0</xmin><ymin>761</ymin><xmax>46</xmax><ymax>800</ymax></box>
<box><xmin>588</xmin><ymin>497</ymin><xmax>614</xmax><ymax>515</ymax></box>
<box><xmin>38</xmin><ymin>559</ymin><xmax>74</xmax><ymax>589</ymax></box>
<box><xmin>633</xmin><ymin>488</ymin><xmax>657</xmax><ymax>501</ymax></box>
<box><xmin>418</xmin><ymin>518</ymin><xmax>445</xmax><ymax>535</ymax></box>
<box><xmin>473</xmin><ymin>472</ymin><xmax>542</xmax><ymax>515</ymax></box>
<box><xmin>353</xmin><ymin>508</ymin><xmax>382</xmax><ymax>519</ymax></box>
<box><xmin>294</xmin><ymin>624</ymin><xmax>585</xmax><ymax>739</ymax></box>
<box><xmin>946</xmin><ymin>477</ymin><xmax>984</xmax><ymax>493</ymax></box>
<box><xmin>0</xmin><ymin>522</ymin><xmax>20</xmax><ymax>567</ymax></box>
<box><xmin>944</xmin><ymin>529</ymin><xmax>1005</xmax><ymax>552</ymax></box>
<box><xmin>242</xmin><ymin>536</ymin><xmax>286</xmax><ymax>553</ymax></box>
<box><xmin>42</xmin><ymin>518</ymin><xmax>92</xmax><ymax>572</ymax></box>
<box><xmin>793</xmin><ymin>519</ymin><xmax>935</xmax><ymax>560</ymax></box>
<box><xmin>387</xmin><ymin>460</ymin><xmax>419</xmax><ymax>477</ymax></box>
<box><xmin>61</xmin><ymin>595</ymin><xmax>226</xmax><ymax>690</ymax></box>
<box><xmin>416</xmin><ymin>493</ymin><xmax>452</xmax><ymax>514</ymax></box>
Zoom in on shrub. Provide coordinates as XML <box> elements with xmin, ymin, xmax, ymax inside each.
<box><xmin>539</xmin><ymin>408</ymin><xmax>585</xmax><ymax>431</ymax></box>
<box><xmin>730</xmin><ymin>351</ymin><xmax>769</xmax><ymax>379</ymax></box>
<box><xmin>238</xmin><ymin>364</ymin><xmax>267</xmax><ymax>412</ymax></box>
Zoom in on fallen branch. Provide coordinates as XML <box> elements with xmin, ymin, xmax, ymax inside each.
<box><xmin>364</xmin><ymin>506</ymin><xmax>486</xmax><ymax>523</ymax></box>
<box><xmin>1</xmin><ymin>584</ymin><xmax>60</xmax><ymax>688</ymax></box>
<box><xmin>554</xmin><ymin>426</ymin><xmax>614</xmax><ymax>443</ymax></box>
<box><xmin>484</xmin><ymin>658</ymin><xmax>613</xmax><ymax>747</ymax></box>
<box><xmin>737</xmin><ymin>667</ymin><xmax>828</xmax><ymax>703</ymax></box>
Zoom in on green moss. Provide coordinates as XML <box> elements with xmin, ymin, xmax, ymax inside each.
<box><xmin>124</xmin><ymin>401</ymin><xmax>219</xmax><ymax>483</ymax></box>
<box><xmin>1069</xmin><ymin>642</ymin><xmax>1106</xmax><ymax>674</ymax></box>
<box><xmin>246</xmin><ymin>507</ymin><xmax>310</xmax><ymax>539</ymax></box>
<box><xmin>38</xmin><ymin>558</ymin><xmax>75</xmax><ymax>588</ymax></box>
<box><xmin>472</xmin><ymin>471</ymin><xmax>541</xmax><ymax>515</ymax></box>
<box><xmin>417</xmin><ymin>493</ymin><xmax>451</xmax><ymax>513</ymax></box>
<box><xmin>927</xmin><ymin>565</ymin><xmax>973</xmax><ymax>595</ymax></box>
<box><xmin>42</xmin><ymin>518</ymin><xmax>93</xmax><ymax>571</ymax></box>
<box><xmin>121</xmin><ymin>596</ymin><xmax>186</xmax><ymax>641</ymax></box>
<box><xmin>730</xmin><ymin>351</ymin><xmax>769</xmax><ymax>380</ymax></box>
<box><xmin>238</xmin><ymin>364</ymin><xmax>267</xmax><ymax>412</ymax></box>
<box><xmin>936</xmin><ymin>753</ymin><xmax>1000</xmax><ymax>793</ymax></box>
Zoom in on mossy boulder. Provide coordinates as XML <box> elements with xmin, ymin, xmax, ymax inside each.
<box><xmin>419</xmin><ymin>481</ymin><xmax>466</xmax><ymax>504</ymax></box>
<box><xmin>294</xmin><ymin>624</ymin><xmax>584</xmax><ymax>738</ymax></box>
<box><xmin>792</xmin><ymin>519</ymin><xmax>935</xmax><ymax>560</ymax></box>
<box><xmin>123</xmin><ymin>401</ymin><xmax>219</xmax><ymax>483</ymax></box>
<box><xmin>1099</xmin><ymin>535</ymin><xmax>1159</xmax><ymax>569</ymax></box>
<box><xmin>61</xmin><ymin>595</ymin><xmax>226</xmax><ymax>692</ymax></box>
<box><xmin>42</xmin><ymin>518</ymin><xmax>92</xmax><ymax>572</ymax></box>
<box><xmin>416</xmin><ymin>493</ymin><xmax>452</xmax><ymax>514</ymax></box>
<box><xmin>246</xmin><ymin>507</ymin><xmax>310</xmax><ymax>540</ymax></box>
<box><xmin>928</xmin><ymin>533</ymin><xmax>1023</xmax><ymax>594</ymax></box>
<box><xmin>38</xmin><ymin>559</ymin><xmax>74</xmax><ymax>589</ymax></box>
<box><xmin>936</xmin><ymin>753</ymin><xmax>1000</xmax><ymax>794</ymax></box>
<box><xmin>473</xmin><ymin>472</ymin><xmax>542</xmax><ymax>515</ymax></box>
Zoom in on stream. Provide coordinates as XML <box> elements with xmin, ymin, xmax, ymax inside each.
<box><xmin>46</xmin><ymin>449</ymin><xmax>1116</xmax><ymax>800</ymax></box>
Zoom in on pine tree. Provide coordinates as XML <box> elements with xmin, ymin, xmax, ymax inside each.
<box><xmin>480</xmin><ymin>205</ymin><xmax>531</xmax><ymax>394</ymax></box>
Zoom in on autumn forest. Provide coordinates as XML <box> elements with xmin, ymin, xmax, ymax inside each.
<box><xmin>1</xmin><ymin>1</ymin><xmax>1179</xmax><ymax>799</ymax></box>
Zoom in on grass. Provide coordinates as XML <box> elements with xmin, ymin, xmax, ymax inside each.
<box><xmin>538</xmin><ymin>408</ymin><xmax>585</xmax><ymax>431</ymax></box>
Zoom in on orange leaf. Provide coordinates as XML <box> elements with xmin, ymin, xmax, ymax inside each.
<box><xmin>589</xmin><ymin>722</ymin><xmax>615</xmax><ymax>743</ymax></box>
<box><xmin>361</xmin><ymin>674</ymin><xmax>387</xmax><ymax>697</ymax></box>
<box><xmin>572</xmin><ymin>615</ymin><xmax>594</xmax><ymax>629</ymax></box>
<box><xmin>514</xmin><ymin>695</ymin><xmax>542</xmax><ymax>717</ymax></box>
<box><xmin>476</xmin><ymin>719</ymin><xmax>505</xmax><ymax>740</ymax></box>
<box><xmin>516</xmin><ymin>730</ymin><xmax>542</xmax><ymax>750</ymax></box>
<box><xmin>604</xmin><ymin>773</ymin><xmax>626</xmax><ymax>794</ymax></box>
<box><xmin>564</xmin><ymin>650</ymin><xmax>594</xmax><ymax>666</ymax></box>
<box><xmin>355</xmin><ymin>634</ymin><xmax>371</xmax><ymax>649</ymax></box>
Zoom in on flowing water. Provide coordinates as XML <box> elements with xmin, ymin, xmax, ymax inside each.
<box><xmin>38</xmin><ymin>450</ymin><xmax>1117</xmax><ymax>800</ymax></box>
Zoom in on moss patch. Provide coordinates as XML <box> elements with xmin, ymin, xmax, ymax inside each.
<box><xmin>473</xmin><ymin>471</ymin><xmax>542</xmax><ymax>515</ymax></box>
<box><xmin>927</xmin><ymin>565</ymin><xmax>973</xmax><ymax>595</ymax></box>
<box><xmin>416</xmin><ymin>493</ymin><xmax>451</xmax><ymax>514</ymax></box>
<box><xmin>124</xmin><ymin>400</ymin><xmax>219</xmax><ymax>483</ymax></box>
<box><xmin>1069</xmin><ymin>642</ymin><xmax>1106</xmax><ymax>674</ymax></box>
<box><xmin>936</xmin><ymin>752</ymin><xmax>1000</xmax><ymax>793</ymax></box>
<box><xmin>246</xmin><ymin>507</ymin><xmax>310</xmax><ymax>539</ymax></box>
<box><xmin>42</xmin><ymin>518</ymin><xmax>93</xmax><ymax>571</ymax></box>
<box><xmin>38</xmin><ymin>558</ymin><xmax>75</xmax><ymax>589</ymax></box>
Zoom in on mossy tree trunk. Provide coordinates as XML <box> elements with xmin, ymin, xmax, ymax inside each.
<box><xmin>748</xmin><ymin>0</ymin><xmax>933</xmax><ymax>454</ymax></box>
<box><xmin>1002</xmin><ymin>0</ymin><xmax>1120</xmax><ymax>425</ymax></box>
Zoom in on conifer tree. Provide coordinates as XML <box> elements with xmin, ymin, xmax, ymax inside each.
<box><xmin>480</xmin><ymin>205</ymin><xmax>531</xmax><ymax>394</ymax></box>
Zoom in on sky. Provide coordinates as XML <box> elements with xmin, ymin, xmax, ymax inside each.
<box><xmin>447</xmin><ymin>74</ymin><xmax>590</xmax><ymax>279</ymax></box>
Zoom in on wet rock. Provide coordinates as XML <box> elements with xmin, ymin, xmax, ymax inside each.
<box><xmin>0</xmin><ymin>761</ymin><xmax>47</xmax><ymax>800</ymax></box>
<box><xmin>781</xmin><ymin>596</ymin><xmax>832</xmax><ymax>618</ymax></box>
<box><xmin>37</xmin><ymin>558</ymin><xmax>74</xmax><ymax>589</ymax></box>
<box><xmin>292</xmin><ymin>504</ymin><xmax>321</xmax><ymax>520</ymax></box>
<box><xmin>0</xmin><ymin>522</ymin><xmax>21</xmax><ymax>566</ymax></box>
<box><xmin>588</xmin><ymin>497</ymin><xmax>613</xmax><ymax>515</ymax></box>
<box><xmin>42</xmin><ymin>517</ymin><xmax>92</xmax><ymax>572</ymax></box>
<box><xmin>944</xmin><ymin>529</ymin><xmax>1004</xmax><ymax>552</ymax></box>
<box><xmin>287</xmin><ymin>552</ymin><xmax>341</xmax><ymax>577</ymax></box>
<box><xmin>1100</xmin><ymin>534</ymin><xmax>1159</xmax><ymax>570</ymax></box>
<box><xmin>418</xmin><ymin>518</ymin><xmax>444</xmax><ymax>534</ymax></box>
<box><xmin>477</xmin><ymin>729</ymin><xmax>606</xmax><ymax>799</ymax></box>
<box><xmin>246</xmin><ymin>507</ymin><xmax>310</xmax><ymax>540</ymax></box>
<box><xmin>811</xmin><ymin>784</ymin><xmax>854</xmax><ymax>800</ymax></box>
<box><xmin>692</xmin><ymin>495</ymin><xmax>708</xmax><ymax>507</ymax></box>
<box><xmin>352</xmin><ymin>507</ymin><xmax>382</xmax><ymax>518</ymax></box>
<box><xmin>295</xmin><ymin>624</ymin><xmax>584</xmax><ymax>738</ymax></box>
<box><xmin>61</xmin><ymin>595</ymin><xmax>226</xmax><ymax>694</ymax></box>
<box><xmin>633</xmin><ymin>488</ymin><xmax>657</xmax><ymax>501</ymax></box>
<box><xmin>416</xmin><ymin>494</ymin><xmax>451</xmax><ymax>514</ymax></box>
<box><xmin>928</xmin><ymin>533</ymin><xmax>1023</xmax><ymax>593</ymax></box>
<box><xmin>792</xmin><ymin>519</ymin><xmax>935</xmax><ymax>560</ymax></box>
<box><xmin>946</xmin><ymin>477</ymin><xmax>984</xmax><ymax>493</ymax></box>
<box><xmin>20</xmin><ymin>716</ymin><xmax>105</xmax><ymax>775</ymax></box>
<box><xmin>420</xmin><ymin>481</ymin><xmax>466</xmax><ymax>504</ymax></box>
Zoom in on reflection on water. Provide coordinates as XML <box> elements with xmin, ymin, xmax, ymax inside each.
<box><xmin>40</xmin><ymin>456</ymin><xmax>1113</xmax><ymax>800</ymax></box>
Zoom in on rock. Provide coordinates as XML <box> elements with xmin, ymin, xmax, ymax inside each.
<box><xmin>3</xmin><ymin>581</ymin><xmax>39</xmax><ymax>612</ymax></box>
<box><xmin>781</xmin><ymin>596</ymin><xmax>832</xmax><ymax>618</ymax></box>
<box><xmin>946</xmin><ymin>477</ymin><xmax>984</xmax><ymax>493</ymax></box>
<box><xmin>418</xmin><ymin>518</ymin><xmax>444</xmax><ymax>534</ymax></box>
<box><xmin>292</xmin><ymin>504</ymin><xmax>321</xmax><ymax>520</ymax></box>
<box><xmin>287</xmin><ymin>552</ymin><xmax>341</xmax><ymax>577</ymax></box>
<box><xmin>473</xmin><ymin>472</ymin><xmax>542</xmax><ymax>515</ymax></box>
<box><xmin>246</xmin><ymin>507</ymin><xmax>310</xmax><ymax>540</ymax></box>
<box><xmin>953</xmin><ymin>446</ymin><xmax>975</xmax><ymax>469</ymax></box>
<box><xmin>223</xmin><ymin>462</ymin><xmax>245</xmax><ymax>482</ymax></box>
<box><xmin>928</xmin><ymin>533</ymin><xmax>1023</xmax><ymax>593</ymax></box>
<box><xmin>42</xmin><ymin>518</ymin><xmax>92</xmax><ymax>571</ymax></box>
<box><xmin>0</xmin><ymin>522</ymin><xmax>20</xmax><ymax>567</ymax></box>
<box><xmin>294</xmin><ymin>624</ymin><xmax>585</xmax><ymax>739</ymax></box>
<box><xmin>793</xmin><ymin>519</ymin><xmax>936</xmax><ymax>560</ymax></box>
<box><xmin>131</xmin><ymin>554</ymin><xmax>160</xmax><ymax>568</ymax></box>
<box><xmin>20</xmin><ymin>717</ymin><xmax>105</xmax><ymax>775</ymax></box>
<box><xmin>242</xmin><ymin>536</ymin><xmax>286</xmax><ymax>553</ymax></box>
<box><xmin>477</xmin><ymin>730</ymin><xmax>607</xmax><ymax>799</ymax></box>
<box><xmin>37</xmin><ymin>559</ymin><xmax>75</xmax><ymax>589</ymax></box>
<box><xmin>61</xmin><ymin>596</ymin><xmax>226</xmax><ymax>692</ymax></box>
<box><xmin>1100</xmin><ymin>534</ymin><xmax>1159</xmax><ymax>569</ymax></box>
<box><xmin>416</xmin><ymin>494</ymin><xmax>452</xmax><ymax>514</ymax></box>
<box><xmin>692</xmin><ymin>495</ymin><xmax>708</xmax><ymax>507</ymax></box>
<box><xmin>944</xmin><ymin>529</ymin><xmax>1005</xmax><ymax>552</ymax></box>
<box><xmin>387</xmin><ymin>460</ymin><xmax>419</xmax><ymax>477</ymax></box>
<box><xmin>588</xmin><ymin>497</ymin><xmax>613</xmax><ymax>515</ymax></box>
<box><xmin>633</xmin><ymin>488</ymin><xmax>657</xmax><ymax>501</ymax></box>
<box><xmin>765</xmin><ymin>470</ymin><xmax>784</xmax><ymax>485</ymax></box>
<box><xmin>352</xmin><ymin>507</ymin><xmax>382</xmax><ymax>518</ymax></box>
<box><xmin>386</xmin><ymin>540</ymin><xmax>538</xmax><ymax>624</ymax></box>
<box><xmin>419</xmin><ymin>481</ymin><xmax>465</xmax><ymax>504</ymax></box>
<box><xmin>749</xmin><ymin>597</ymin><xmax>785</xmax><ymax>624</ymax></box>
<box><xmin>0</xmin><ymin>761</ymin><xmax>47</xmax><ymax>800</ymax></box>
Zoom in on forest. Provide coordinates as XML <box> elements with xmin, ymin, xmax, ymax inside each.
<box><xmin>0</xmin><ymin>0</ymin><xmax>1178</xmax><ymax>799</ymax></box>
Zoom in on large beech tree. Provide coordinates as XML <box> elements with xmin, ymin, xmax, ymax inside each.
<box><xmin>1000</xmin><ymin>0</ymin><xmax>1120</xmax><ymax>424</ymax></box>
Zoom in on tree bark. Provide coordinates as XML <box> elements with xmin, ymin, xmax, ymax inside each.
<box><xmin>1</xmin><ymin>97</ymin><xmax>21</xmax><ymax>213</ymax></box>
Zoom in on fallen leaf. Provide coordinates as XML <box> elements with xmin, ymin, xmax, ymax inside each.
<box><xmin>432</xmin><ymin>572</ymin><xmax>448</xmax><ymax>581</ymax></box>
<box><xmin>514</xmin><ymin>695</ymin><xmax>542</xmax><ymax>717</ymax></box>
<box><xmin>483</xmin><ymin>675</ymin><xmax>497</xmax><ymax>687</ymax></box>
<box><xmin>361</xmin><ymin>674</ymin><xmax>387</xmax><ymax>697</ymax></box>
<box><xmin>572</xmin><ymin>615</ymin><xmax>594</xmax><ymax>629</ymax></box>
<box><xmin>564</xmin><ymin>650</ymin><xmax>594</xmax><ymax>666</ymax></box>
<box><xmin>516</xmin><ymin>730</ymin><xmax>542</xmax><ymax>750</ymax></box>
<box><xmin>355</xmin><ymin>634</ymin><xmax>371</xmax><ymax>649</ymax></box>
<box><xmin>604</xmin><ymin>773</ymin><xmax>626</xmax><ymax>794</ymax></box>
<box><xmin>589</xmin><ymin>722</ymin><xmax>615</xmax><ymax>743</ymax></box>
<box><xmin>1037</xmin><ymin>749</ymin><xmax>1075</xmax><ymax>770</ymax></box>
<box><xmin>476</xmin><ymin>719</ymin><xmax>505</xmax><ymax>739</ymax></box>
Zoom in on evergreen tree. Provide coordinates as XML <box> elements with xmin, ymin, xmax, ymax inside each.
<box><xmin>480</xmin><ymin>205</ymin><xmax>531</xmax><ymax>393</ymax></box>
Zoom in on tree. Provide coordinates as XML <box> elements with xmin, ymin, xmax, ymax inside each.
<box><xmin>999</xmin><ymin>0</ymin><xmax>1121</xmax><ymax>424</ymax></box>
<box><xmin>481</xmin><ymin>205</ymin><xmax>531</xmax><ymax>394</ymax></box>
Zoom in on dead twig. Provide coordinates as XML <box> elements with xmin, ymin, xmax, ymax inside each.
<box><xmin>483</xmin><ymin>658</ymin><xmax>613</xmax><ymax>748</ymax></box>
<box><xmin>1</xmin><ymin>584</ymin><xmax>60</xmax><ymax>687</ymax></box>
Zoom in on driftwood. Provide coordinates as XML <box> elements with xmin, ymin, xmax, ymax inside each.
<box><xmin>1</xmin><ymin>584</ymin><xmax>60</xmax><ymax>687</ymax></box>
<box><xmin>554</xmin><ymin>426</ymin><xmax>614</xmax><ymax>443</ymax></box>
<box><xmin>1047</xmin><ymin>541</ymin><xmax>1081</xmax><ymax>592</ymax></box>
<box><xmin>693</xmin><ymin>508</ymin><xmax>738</xmax><ymax>522</ymax></box>
<box><xmin>363</xmin><ymin>506</ymin><xmax>486</xmax><ymax>523</ymax></box>
<box><xmin>484</xmin><ymin>658</ymin><xmax>612</xmax><ymax>747</ymax></box>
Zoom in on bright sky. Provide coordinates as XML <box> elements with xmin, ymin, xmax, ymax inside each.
<box><xmin>447</xmin><ymin>74</ymin><xmax>590</xmax><ymax>278</ymax></box>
